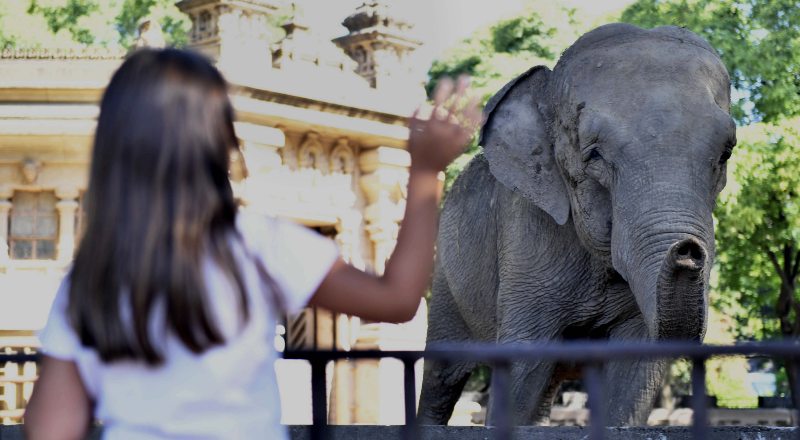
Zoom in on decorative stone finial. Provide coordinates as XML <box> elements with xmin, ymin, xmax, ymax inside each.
<box><xmin>176</xmin><ymin>0</ymin><xmax>280</xmax><ymax>69</ymax></box>
<box><xmin>271</xmin><ymin>2</ymin><xmax>356</xmax><ymax>73</ymax></box>
<box><xmin>333</xmin><ymin>1</ymin><xmax>422</xmax><ymax>89</ymax></box>
<box><xmin>134</xmin><ymin>18</ymin><xmax>166</xmax><ymax>48</ymax></box>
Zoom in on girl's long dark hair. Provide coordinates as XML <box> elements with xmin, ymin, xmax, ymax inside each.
<box><xmin>69</xmin><ymin>48</ymin><xmax>248</xmax><ymax>365</ymax></box>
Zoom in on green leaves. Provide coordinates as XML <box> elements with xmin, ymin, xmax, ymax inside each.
<box><xmin>714</xmin><ymin>119</ymin><xmax>800</xmax><ymax>342</ymax></box>
<box><xmin>19</xmin><ymin>0</ymin><xmax>191</xmax><ymax>49</ymax></box>
<box><xmin>28</xmin><ymin>0</ymin><xmax>100</xmax><ymax>45</ymax></box>
<box><xmin>621</xmin><ymin>0</ymin><xmax>800</xmax><ymax>124</ymax></box>
<box><xmin>426</xmin><ymin>5</ymin><xmax>572</xmax><ymax>102</ymax></box>
<box><xmin>490</xmin><ymin>14</ymin><xmax>556</xmax><ymax>57</ymax></box>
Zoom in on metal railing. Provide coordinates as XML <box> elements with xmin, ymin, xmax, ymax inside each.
<box><xmin>4</xmin><ymin>341</ymin><xmax>800</xmax><ymax>439</ymax></box>
<box><xmin>284</xmin><ymin>341</ymin><xmax>800</xmax><ymax>440</ymax></box>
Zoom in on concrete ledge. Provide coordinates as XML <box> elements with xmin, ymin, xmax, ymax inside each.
<box><xmin>1</xmin><ymin>425</ymin><xmax>796</xmax><ymax>439</ymax></box>
<box><xmin>288</xmin><ymin>426</ymin><xmax>796</xmax><ymax>439</ymax></box>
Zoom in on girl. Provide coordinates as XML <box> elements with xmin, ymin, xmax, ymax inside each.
<box><xmin>24</xmin><ymin>48</ymin><xmax>480</xmax><ymax>439</ymax></box>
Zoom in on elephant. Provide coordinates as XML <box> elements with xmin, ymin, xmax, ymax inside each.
<box><xmin>418</xmin><ymin>23</ymin><xmax>736</xmax><ymax>426</ymax></box>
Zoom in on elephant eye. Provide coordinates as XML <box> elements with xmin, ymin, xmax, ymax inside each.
<box><xmin>719</xmin><ymin>143</ymin><xmax>734</xmax><ymax>165</ymax></box>
<box><xmin>588</xmin><ymin>148</ymin><xmax>603</xmax><ymax>161</ymax></box>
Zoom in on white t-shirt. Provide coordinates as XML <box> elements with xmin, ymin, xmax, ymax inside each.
<box><xmin>38</xmin><ymin>213</ymin><xmax>339</xmax><ymax>440</ymax></box>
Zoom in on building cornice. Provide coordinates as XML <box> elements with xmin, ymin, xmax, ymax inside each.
<box><xmin>0</xmin><ymin>47</ymin><xmax>126</xmax><ymax>60</ymax></box>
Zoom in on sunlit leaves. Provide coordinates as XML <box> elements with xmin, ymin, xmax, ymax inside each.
<box><xmin>28</xmin><ymin>0</ymin><xmax>100</xmax><ymax>45</ymax></box>
<box><xmin>622</xmin><ymin>0</ymin><xmax>800</xmax><ymax>124</ymax></box>
<box><xmin>715</xmin><ymin>119</ymin><xmax>800</xmax><ymax>341</ymax></box>
<box><xmin>16</xmin><ymin>0</ymin><xmax>191</xmax><ymax>49</ymax></box>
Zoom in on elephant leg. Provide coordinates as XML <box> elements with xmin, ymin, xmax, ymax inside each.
<box><xmin>488</xmin><ymin>305</ymin><xmax>561</xmax><ymax>426</ymax></box>
<box><xmin>418</xmin><ymin>270</ymin><xmax>475</xmax><ymax>425</ymax></box>
<box><xmin>487</xmin><ymin>359</ymin><xmax>556</xmax><ymax>426</ymax></box>
<box><xmin>604</xmin><ymin>317</ymin><xmax>669</xmax><ymax>426</ymax></box>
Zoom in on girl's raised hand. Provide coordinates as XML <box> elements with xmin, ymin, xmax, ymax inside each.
<box><xmin>408</xmin><ymin>76</ymin><xmax>482</xmax><ymax>174</ymax></box>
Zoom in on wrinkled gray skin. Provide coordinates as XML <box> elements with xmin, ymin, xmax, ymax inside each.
<box><xmin>418</xmin><ymin>23</ymin><xmax>736</xmax><ymax>426</ymax></box>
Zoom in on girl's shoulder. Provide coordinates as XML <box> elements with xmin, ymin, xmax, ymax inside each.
<box><xmin>234</xmin><ymin>210</ymin><xmax>340</xmax><ymax>314</ymax></box>
<box><xmin>235</xmin><ymin>210</ymin><xmax>338</xmax><ymax>262</ymax></box>
<box><xmin>235</xmin><ymin>211</ymin><xmax>301</xmax><ymax>250</ymax></box>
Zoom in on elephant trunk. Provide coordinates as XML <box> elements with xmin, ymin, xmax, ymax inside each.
<box><xmin>653</xmin><ymin>238</ymin><xmax>708</xmax><ymax>340</ymax></box>
<box><xmin>612</xmin><ymin>189</ymin><xmax>713</xmax><ymax>341</ymax></box>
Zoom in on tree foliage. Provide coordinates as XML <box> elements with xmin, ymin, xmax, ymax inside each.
<box><xmin>621</xmin><ymin>0</ymin><xmax>800</xmax><ymax>124</ymax></box>
<box><xmin>27</xmin><ymin>0</ymin><xmax>99</xmax><ymax>45</ymax></box>
<box><xmin>715</xmin><ymin>120</ymin><xmax>800</xmax><ymax>341</ymax></box>
<box><xmin>18</xmin><ymin>0</ymin><xmax>191</xmax><ymax>49</ymax></box>
<box><xmin>713</xmin><ymin>119</ymin><xmax>800</xmax><ymax>397</ymax></box>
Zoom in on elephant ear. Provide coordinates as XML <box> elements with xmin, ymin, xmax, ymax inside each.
<box><xmin>479</xmin><ymin>66</ymin><xmax>570</xmax><ymax>225</ymax></box>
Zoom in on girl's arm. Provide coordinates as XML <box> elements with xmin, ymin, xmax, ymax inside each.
<box><xmin>24</xmin><ymin>355</ymin><xmax>93</xmax><ymax>440</ymax></box>
<box><xmin>309</xmin><ymin>77</ymin><xmax>481</xmax><ymax>323</ymax></box>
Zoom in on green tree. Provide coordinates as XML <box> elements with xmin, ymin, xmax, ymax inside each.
<box><xmin>621</xmin><ymin>0</ymin><xmax>800</xmax><ymax>124</ymax></box>
<box><xmin>27</xmin><ymin>0</ymin><xmax>99</xmax><ymax>45</ymax></box>
<box><xmin>24</xmin><ymin>0</ymin><xmax>190</xmax><ymax>49</ymax></box>
<box><xmin>715</xmin><ymin>119</ymin><xmax>800</xmax><ymax>395</ymax></box>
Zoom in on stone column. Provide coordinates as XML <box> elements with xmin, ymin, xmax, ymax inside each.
<box><xmin>329</xmin><ymin>211</ymin><xmax>365</xmax><ymax>424</ymax></box>
<box><xmin>55</xmin><ymin>189</ymin><xmax>79</xmax><ymax>263</ymax></box>
<box><xmin>349</xmin><ymin>146</ymin><xmax>410</xmax><ymax>423</ymax></box>
<box><xmin>336</xmin><ymin>211</ymin><xmax>365</xmax><ymax>270</ymax></box>
<box><xmin>359</xmin><ymin>146</ymin><xmax>409</xmax><ymax>275</ymax></box>
<box><xmin>0</xmin><ymin>190</ymin><xmax>11</xmax><ymax>263</ymax></box>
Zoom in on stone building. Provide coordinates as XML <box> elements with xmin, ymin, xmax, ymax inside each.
<box><xmin>0</xmin><ymin>0</ymin><xmax>427</xmax><ymax>425</ymax></box>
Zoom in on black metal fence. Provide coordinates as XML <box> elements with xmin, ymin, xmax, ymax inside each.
<box><xmin>283</xmin><ymin>341</ymin><xmax>800</xmax><ymax>440</ymax></box>
<box><xmin>4</xmin><ymin>341</ymin><xmax>800</xmax><ymax>440</ymax></box>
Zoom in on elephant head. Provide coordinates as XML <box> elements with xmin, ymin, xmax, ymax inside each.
<box><xmin>480</xmin><ymin>24</ymin><xmax>736</xmax><ymax>340</ymax></box>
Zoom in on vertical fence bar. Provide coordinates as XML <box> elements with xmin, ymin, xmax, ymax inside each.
<box><xmin>690</xmin><ymin>357</ymin><xmax>708</xmax><ymax>440</ymax></box>
<box><xmin>791</xmin><ymin>360</ymin><xmax>800</xmax><ymax>440</ymax></box>
<box><xmin>310</xmin><ymin>358</ymin><xmax>328</xmax><ymax>440</ymax></box>
<box><xmin>491</xmin><ymin>361</ymin><xmax>512</xmax><ymax>440</ymax></box>
<box><xmin>583</xmin><ymin>362</ymin><xmax>606</xmax><ymax>440</ymax></box>
<box><xmin>402</xmin><ymin>358</ymin><xmax>418</xmax><ymax>440</ymax></box>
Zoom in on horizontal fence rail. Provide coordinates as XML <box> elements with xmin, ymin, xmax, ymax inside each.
<box><xmin>4</xmin><ymin>341</ymin><xmax>800</xmax><ymax>439</ymax></box>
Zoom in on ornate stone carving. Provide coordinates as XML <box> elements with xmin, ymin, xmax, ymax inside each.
<box><xmin>298</xmin><ymin>132</ymin><xmax>325</xmax><ymax>171</ymax></box>
<box><xmin>19</xmin><ymin>158</ymin><xmax>41</xmax><ymax>185</ymax></box>
<box><xmin>359</xmin><ymin>146</ymin><xmax>409</xmax><ymax>274</ymax></box>
<box><xmin>335</xmin><ymin>211</ymin><xmax>365</xmax><ymax>270</ymax></box>
<box><xmin>330</xmin><ymin>138</ymin><xmax>355</xmax><ymax>174</ymax></box>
